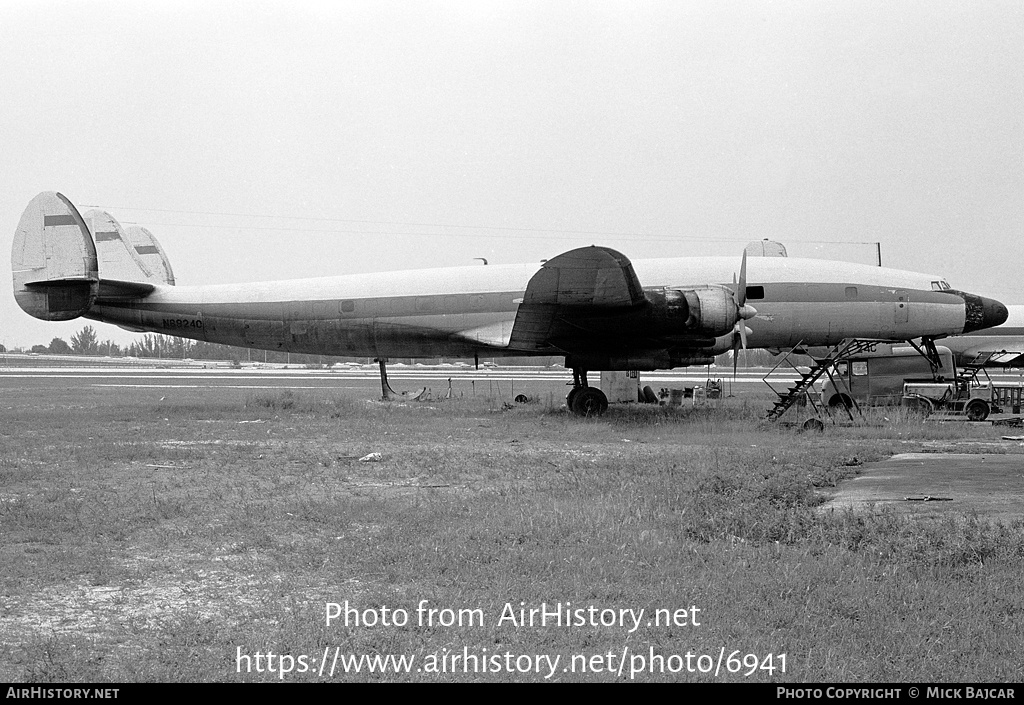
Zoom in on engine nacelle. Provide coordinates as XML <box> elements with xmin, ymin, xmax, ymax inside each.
<box><xmin>646</xmin><ymin>285</ymin><xmax>741</xmax><ymax>337</ymax></box>
<box><xmin>681</xmin><ymin>286</ymin><xmax>741</xmax><ymax>335</ymax></box>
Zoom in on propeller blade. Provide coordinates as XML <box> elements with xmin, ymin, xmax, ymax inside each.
<box><xmin>731</xmin><ymin>249</ymin><xmax>753</xmax><ymax>384</ymax></box>
<box><xmin>737</xmin><ymin>250</ymin><xmax>747</xmax><ymax>307</ymax></box>
<box><xmin>732</xmin><ymin>249</ymin><xmax>757</xmax><ymax>323</ymax></box>
<box><xmin>732</xmin><ymin>336</ymin><xmax>740</xmax><ymax>381</ymax></box>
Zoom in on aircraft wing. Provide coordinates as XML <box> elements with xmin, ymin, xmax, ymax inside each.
<box><xmin>507</xmin><ymin>246</ymin><xmax>648</xmax><ymax>352</ymax></box>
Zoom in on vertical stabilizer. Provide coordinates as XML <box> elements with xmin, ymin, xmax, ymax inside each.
<box><xmin>745</xmin><ymin>240</ymin><xmax>788</xmax><ymax>257</ymax></box>
<box><xmin>12</xmin><ymin>192</ymin><xmax>98</xmax><ymax>321</ymax></box>
<box><xmin>125</xmin><ymin>225</ymin><xmax>175</xmax><ymax>285</ymax></box>
<box><xmin>85</xmin><ymin>210</ymin><xmax>168</xmax><ymax>285</ymax></box>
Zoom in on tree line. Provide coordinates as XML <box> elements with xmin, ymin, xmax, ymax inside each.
<box><xmin>4</xmin><ymin>324</ymin><xmax>785</xmax><ymax>368</ymax></box>
<box><xmin>12</xmin><ymin>325</ymin><xmax>330</xmax><ymax>365</ymax></box>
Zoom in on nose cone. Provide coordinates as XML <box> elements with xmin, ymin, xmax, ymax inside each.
<box><xmin>979</xmin><ymin>297</ymin><xmax>1010</xmax><ymax>331</ymax></box>
<box><xmin>956</xmin><ymin>292</ymin><xmax>1009</xmax><ymax>333</ymax></box>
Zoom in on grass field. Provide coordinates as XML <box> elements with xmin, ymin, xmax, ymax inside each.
<box><xmin>1</xmin><ymin>379</ymin><xmax>1022</xmax><ymax>682</ymax></box>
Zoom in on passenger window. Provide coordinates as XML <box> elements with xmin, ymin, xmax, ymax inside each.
<box><xmin>745</xmin><ymin>285</ymin><xmax>764</xmax><ymax>300</ymax></box>
<box><xmin>340</xmin><ymin>300</ymin><xmax>355</xmax><ymax>313</ymax></box>
<box><xmin>845</xmin><ymin>286</ymin><xmax>857</xmax><ymax>299</ymax></box>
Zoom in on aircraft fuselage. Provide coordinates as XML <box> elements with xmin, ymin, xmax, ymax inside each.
<box><xmin>13</xmin><ymin>192</ymin><xmax>1007</xmax><ymax>371</ymax></box>
<box><xmin>87</xmin><ymin>256</ymin><xmax>979</xmax><ymax>365</ymax></box>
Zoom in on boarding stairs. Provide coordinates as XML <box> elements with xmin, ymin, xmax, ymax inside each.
<box><xmin>963</xmin><ymin>351</ymin><xmax>996</xmax><ymax>367</ymax></box>
<box><xmin>764</xmin><ymin>339</ymin><xmax>879</xmax><ymax>422</ymax></box>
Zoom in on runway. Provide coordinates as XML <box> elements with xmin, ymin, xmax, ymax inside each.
<box><xmin>1</xmin><ymin>363</ymin><xmax>1020</xmax><ymax>401</ymax></box>
<box><xmin>0</xmin><ymin>364</ymin><xmax>796</xmax><ymax>391</ymax></box>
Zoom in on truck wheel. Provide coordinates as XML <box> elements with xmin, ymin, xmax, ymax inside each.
<box><xmin>965</xmin><ymin>399</ymin><xmax>990</xmax><ymax>422</ymax></box>
<box><xmin>905</xmin><ymin>397</ymin><xmax>933</xmax><ymax>418</ymax></box>
<box><xmin>828</xmin><ymin>394</ymin><xmax>853</xmax><ymax>409</ymax></box>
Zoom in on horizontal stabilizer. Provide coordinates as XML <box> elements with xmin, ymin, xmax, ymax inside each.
<box><xmin>12</xmin><ymin>192</ymin><xmax>98</xmax><ymax>320</ymax></box>
<box><xmin>24</xmin><ymin>276</ymin><xmax>96</xmax><ymax>288</ymax></box>
<box><xmin>96</xmin><ymin>278</ymin><xmax>157</xmax><ymax>301</ymax></box>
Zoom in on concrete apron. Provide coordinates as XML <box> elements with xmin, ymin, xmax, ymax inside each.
<box><xmin>820</xmin><ymin>452</ymin><xmax>1024</xmax><ymax>522</ymax></box>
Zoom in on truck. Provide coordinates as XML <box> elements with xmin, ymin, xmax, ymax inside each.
<box><xmin>901</xmin><ymin>375</ymin><xmax>993</xmax><ymax>421</ymax></box>
<box><xmin>821</xmin><ymin>344</ymin><xmax>956</xmax><ymax>409</ymax></box>
<box><xmin>820</xmin><ymin>343</ymin><xmax>1011</xmax><ymax>421</ymax></box>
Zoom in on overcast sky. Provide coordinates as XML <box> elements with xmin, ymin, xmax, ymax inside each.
<box><xmin>1</xmin><ymin>0</ymin><xmax>1021</xmax><ymax>348</ymax></box>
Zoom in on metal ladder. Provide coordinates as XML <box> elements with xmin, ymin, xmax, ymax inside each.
<box><xmin>764</xmin><ymin>339</ymin><xmax>879</xmax><ymax>422</ymax></box>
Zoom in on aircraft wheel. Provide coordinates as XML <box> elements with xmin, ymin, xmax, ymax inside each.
<box><xmin>571</xmin><ymin>387</ymin><xmax>608</xmax><ymax>417</ymax></box>
<box><xmin>965</xmin><ymin>399</ymin><xmax>990</xmax><ymax>422</ymax></box>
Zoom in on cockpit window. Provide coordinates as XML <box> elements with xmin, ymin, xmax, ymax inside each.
<box><xmin>931</xmin><ymin>280</ymin><xmax>952</xmax><ymax>291</ymax></box>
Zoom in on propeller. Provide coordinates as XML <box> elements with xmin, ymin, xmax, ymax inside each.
<box><xmin>730</xmin><ymin>250</ymin><xmax>757</xmax><ymax>379</ymax></box>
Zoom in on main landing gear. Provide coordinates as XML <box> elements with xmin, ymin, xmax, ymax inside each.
<box><xmin>376</xmin><ymin>357</ymin><xmax>399</xmax><ymax>400</ymax></box>
<box><xmin>566</xmin><ymin>368</ymin><xmax>608</xmax><ymax>417</ymax></box>
<box><xmin>375</xmin><ymin>357</ymin><xmax>426</xmax><ymax>401</ymax></box>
